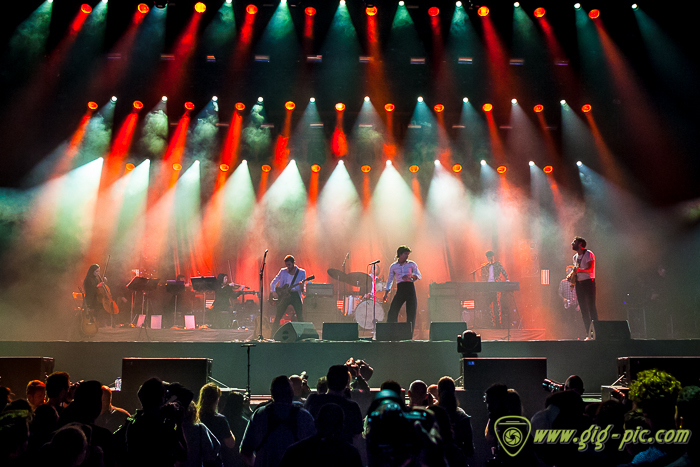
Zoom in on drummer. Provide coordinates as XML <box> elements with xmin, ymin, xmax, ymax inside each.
<box><xmin>382</xmin><ymin>245</ymin><xmax>422</xmax><ymax>334</ymax></box>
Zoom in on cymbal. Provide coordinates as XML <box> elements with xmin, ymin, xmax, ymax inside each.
<box><xmin>346</xmin><ymin>272</ymin><xmax>372</xmax><ymax>286</ymax></box>
<box><xmin>327</xmin><ymin>268</ymin><xmax>347</xmax><ymax>282</ymax></box>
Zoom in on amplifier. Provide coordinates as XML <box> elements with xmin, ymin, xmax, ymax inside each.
<box><xmin>306</xmin><ymin>283</ymin><xmax>334</xmax><ymax>296</ymax></box>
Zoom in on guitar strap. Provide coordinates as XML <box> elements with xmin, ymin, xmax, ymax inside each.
<box><xmin>290</xmin><ymin>268</ymin><xmax>300</xmax><ymax>290</ymax></box>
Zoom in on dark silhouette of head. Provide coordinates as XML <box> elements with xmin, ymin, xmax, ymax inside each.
<box><xmin>270</xmin><ymin>376</ymin><xmax>294</xmax><ymax>405</ymax></box>
<box><xmin>327</xmin><ymin>365</ymin><xmax>351</xmax><ymax>393</ymax></box>
<box><xmin>317</xmin><ymin>403</ymin><xmax>344</xmax><ymax>437</ymax></box>
<box><xmin>137</xmin><ymin>378</ymin><xmax>166</xmax><ymax>410</ymax></box>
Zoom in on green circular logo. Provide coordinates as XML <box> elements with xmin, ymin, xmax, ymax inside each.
<box><xmin>503</xmin><ymin>427</ymin><xmax>523</xmax><ymax>448</ymax></box>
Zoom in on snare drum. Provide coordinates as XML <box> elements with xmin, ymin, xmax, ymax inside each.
<box><xmin>354</xmin><ymin>299</ymin><xmax>385</xmax><ymax>329</ymax></box>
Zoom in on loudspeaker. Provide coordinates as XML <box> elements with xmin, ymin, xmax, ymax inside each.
<box><xmin>322</xmin><ymin>322</ymin><xmax>359</xmax><ymax>341</ymax></box>
<box><xmin>589</xmin><ymin>320</ymin><xmax>631</xmax><ymax>340</ymax></box>
<box><xmin>430</xmin><ymin>322</ymin><xmax>467</xmax><ymax>341</ymax></box>
<box><xmin>376</xmin><ymin>322</ymin><xmax>413</xmax><ymax>341</ymax></box>
<box><xmin>618</xmin><ymin>357</ymin><xmax>700</xmax><ymax>387</ymax></box>
<box><xmin>121</xmin><ymin>358</ymin><xmax>212</xmax><ymax>413</ymax></box>
<box><xmin>273</xmin><ymin>322</ymin><xmax>319</xmax><ymax>343</ymax></box>
<box><xmin>0</xmin><ymin>357</ymin><xmax>54</xmax><ymax>394</ymax></box>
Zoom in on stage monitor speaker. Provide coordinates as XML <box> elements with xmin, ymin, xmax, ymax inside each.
<box><xmin>430</xmin><ymin>322</ymin><xmax>467</xmax><ymax>341</ymax></box>
<box><xmin>121</xmin><ymin>358</ymin><xmax>212</xmax><ymax>413</ymax></box>
<box><xmin>322</xmin><ymin>322</ymin><xmax>359</xmax><ymax>341</ymax></box>
<box><xmin>589</xmin><ymin>320</ymin><xmax>631</xmax><ymax>340</ymax></box>
<box><xmin>618</xmin><ymin>356</ymin><xmax>700</xmax><ymax>387</ymax></box>
<box><xmin>0</xmin><ymin>357</ymin><xmax>54</xmax><ymax>394</ymax></box>
<box><xmin>376</xmin><ymin>322</ymin><xmax>413</xmax><ymax>341</ymax></box>
<box><xmin>273</xmin><ymin>322</ymin><xmax>319</xmax><ymax>343</ymax></box>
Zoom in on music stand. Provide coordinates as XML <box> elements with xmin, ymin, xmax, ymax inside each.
<box><xmin>191</xmin><ymin>276</ymin><xmax>219</xmax><ymax>327</ymax></box>
<box><xmin>166</xmin><ymin>280</ymin><xmax>186</xmax><ymax>327</ymax></box>
<box><xmin>127</xmin><ymin>277</ymin><xmax>160</xmax><ymax>326</ymax></box>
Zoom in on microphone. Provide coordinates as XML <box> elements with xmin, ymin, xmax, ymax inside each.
<box><xmin>345</xmin><ymin>252</ymin><xmax>350</xmax><ymax>258</ymax></box>
<box><xmin>368</xmin><ymin>260</ymin><xmax>380</xmax><ymax>265</ymax></box>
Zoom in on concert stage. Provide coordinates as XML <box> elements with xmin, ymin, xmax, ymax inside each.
<box><xmin>1</xmin><ymin>337</ymin><xmax>698</xmax><ymax>403</ymax></box>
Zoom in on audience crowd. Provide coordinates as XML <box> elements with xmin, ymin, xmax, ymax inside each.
<box><xmin>0</xmin><ymin>359</ymin><xmax>697</xmax><ymax>467</ymax></box>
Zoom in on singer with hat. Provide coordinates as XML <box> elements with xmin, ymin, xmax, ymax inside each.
<box><xmin>382</xmin><ymin>245</ymin><xmax>422</xmax><ymax>335</ymax></box>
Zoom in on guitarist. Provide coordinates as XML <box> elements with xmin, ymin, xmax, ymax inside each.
<box><xmin>571</xmin><ymin>236</ymin><xmax>598</xmax><ymax>337</ymax></box>
<box><xmin>270</xmin><ymin>255</ymin><xmax>306</xmax><ymax>332</ymax></box>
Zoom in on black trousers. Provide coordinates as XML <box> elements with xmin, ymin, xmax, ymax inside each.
<box><xmin>387</xmin><ymin>282</ymin><xmax>417</xmax><ymax>329</ymax></box>
<box><xmin>575</xmin><ymin>279</ymin><xmax>598</xmax><ymax>334</ymax></box>
<box><xmin>274</xmin><ymin>293</ymin><xmax>303</xmax><ymax>327</ymax></box>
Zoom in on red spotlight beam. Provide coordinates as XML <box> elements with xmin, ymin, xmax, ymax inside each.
<box><xmin>481</xmin><ymin>14</ymin><xmax>517</xmax><ymax>103</ymax></box>
<box><xmin>157</xmin><ymin>12</ymin><xmax>203</xmax><ymax>100</ymax></box>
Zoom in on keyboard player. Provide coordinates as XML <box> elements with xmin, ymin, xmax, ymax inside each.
<box><xmin>479</xmin><ymin>251</ymin><xmax>509</xmax><ymax>328</ymax></box>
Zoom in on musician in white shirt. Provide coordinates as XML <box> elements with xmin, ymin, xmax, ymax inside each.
<box><xmin>270</xmin><ymin>255</ymin><xmax>306</xmax><ymax>333</ymax></box>
<box><xmin>572</xmin><ymin>236</ymin><xmax>598</xmax><ymax>336</ymax></box>
<box><xmin>382</xmin><ymin>245</ymin><xmax>422</xmax><ymax>335</ymax></box>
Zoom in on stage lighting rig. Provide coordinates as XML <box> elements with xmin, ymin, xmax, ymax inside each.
<box><xmin>457</xmin><ymin>330</ymin><xmax>481</xmax><ymax>357</ymax></box>
<box><xmin>153</xmin><ymin>0</ymin><xmax>169</xmax><ymax>9</ymax></box>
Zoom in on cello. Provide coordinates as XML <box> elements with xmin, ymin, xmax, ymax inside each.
<box><xmin>97</xmin><ymin>256</ymin><xmax>119</xmax><ymax>315</ymax></box>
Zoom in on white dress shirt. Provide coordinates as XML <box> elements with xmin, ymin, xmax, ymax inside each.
<box><xmin>270</xmin><ymin>267</ymin><xmax>306</xmax><ymax>298</ymax></box>
<box><xmin>384</xmin><ymin>260</ymin><xmax>422</xmax><ymax>291</ymax></box>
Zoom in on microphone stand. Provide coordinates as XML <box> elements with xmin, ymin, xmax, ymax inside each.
<box><xmin>258</xmin><ymin>250</ymin><xmax>268</xmax><ymax>341</ymax></box>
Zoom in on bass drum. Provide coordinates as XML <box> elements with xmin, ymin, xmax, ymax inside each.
<box><xmin>354</xmin><ymin>300</ymin><xmax>385</xmax><ymax>330</ymax></box>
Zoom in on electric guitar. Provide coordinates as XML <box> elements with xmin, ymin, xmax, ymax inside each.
<box><xmin>269</xmin><ymin>275</ymin><xmax>315</xmax><ymax>304</ymax></box>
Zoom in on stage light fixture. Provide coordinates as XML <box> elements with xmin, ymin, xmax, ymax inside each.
<box><xmin>226</xmin><ymin>0</ymin><xmax>232</xmax><ymax>3</ymax></box>
<box><xmin>478</xmin><ymin>6</ymin><xmax>489</xmax><ymax>16</ymax></box>
<box><xmin>339</xmin><ymin>160</ymin><xmax>345</xmax><ymax>165</ymax></box>
<box><xmin>246</xmin><ymin>4</ymin><xmax>257</xmax><ymax>14</ymax></box>
<box><xmin>335</xmin><ymin>103</ymin><xmax>345</xmax><ymax>111</ymax></box>
<box><xmin>305</xmin><ymin>7</ymin><xmax>316</xmax><ymax>16</ymax></box>
<box><xmin>235</xmin><ymin>102</ymin><xmax>245</xmax><ymax>111</ymax></box>
<box><xmin>385</xmin><ymin>103</ymin><xmax>395</xmax><ymax>112</ymax></box>
<box><xmin>480</xmin><ymin>160</ymin><xmax>487</xmax><ymax>166</ymax></box>
<box><xmin>514</xmin><ymin>2</ymin><xmax>520</xmax><ymax>7</ymax></box>
<box><xmin>511</xmin><ymin>99</ymin><xmax>518</xmax><ymax>105</ymax></box>
<box><xmin>87</xmin><ymin>101</ymin><xmax>98</xmax><ymax>110</ymax></box>
<box><xmin>194</xmin><ymin>2</ymin><xmax>206</xmax><ymax>13</ymax></box>
<box><xmin>285</xmin><ymin>101</ymin><xmax>295</xmax><ymax>110</ymax></box>
<box><xmin>452</xmin><ymin>164</ymin><xmax>463</xmax><ymax>173</ymax></box>
<box><xmin>497</xmin><ymin>166</ymin><xmax>507</xmax><ymax>174</ymax></box>
<box><xmin>534</xmin><ymin>7</ymin><xmax>545</xmax><ymax>17</ymax></box>
<box><xmin>111</xmin><ymin>96</ymin><xmax>117</xmax><ymax>102</ymax></box>
<box><xmin>574</xmin><ymin>3</ymin><xmax>581</xmax><ymax>9</ymax></box>
<box><xmin>482</xmin><ymin>103</ymin><xmax>493</xmax><ymax>112</ymax></box>
<box><xmin>340</xmin><ymin>0</ymin><xmax>345</xmax><ymax>5</ymax></box>
<box><xmin>184</xmin><ymin>102</ymin><xmax>195</xmax><ymax>110</ymax></box>
<box><xmin>434</xmin><ymin>104</ymin><xmax>444</xmax><ymax>113</ymax></box>
<box><xmin>310</xmin><ymin>97</ymin><xmax>316</xmax><ymax>103</ymax></box>
<box><xmin>173</xmin><ymin>163</ymin><xmax>182</xmax><ymax>171</ymax></box>
<box><xmin>529</xmin><ymin>161</ymin><xmax>535</xmax><ymax>166</ymax></box>
<box><xmin>417</xmin><ymin>96</ymin><xmax>424</xmax><ymax>102</ymax></box>
<box><xmin>262</xmin><ymin>164</ymin><xmax>272</xmax><ymax>173</ymax></box>
<box><xmin>543</xmin><ymin>165</ymin><xmax>553</xmax><ymax>173</ymax></box>
<box><xmin>577</xmin><ymin>161</ymin><xmax>583</xmax><ymax>167</ymax></box>
<box><xmin>589</xmin><ymin>9</ymin><xmax>600</xmax><ymax>18</ymax></box>
<box><xmin>212</xmin><ymin>96</ymin><xmax>218</xmax><ymax>101</ymax></box>
<box><xmin>456</xmin><ymin>1</ymin><xmax>462</xmax><ymax>6</ymax></box>
<box><xmin>409</xmin><ymin>165</ymin><xmax>420</xmax><ymax>173</ymax></box>
<box><xmin>463</xmin><ymin>97</ymin><xmax>469</xmax><ymax>103</ymax></box>
<box><xmin>126</xmin><ymin>163</ymin><xmax>135</xmax><ymax>171</ymax></box>
<box><xmin>534</xmin><ymin>104</ymin><xmax>544</xmax><ymax>113</ymax></box>
<box><xmin>399</xmin><ymin>0</ymin><xmax>404</xmax><ymax>5</ymax></box>
<box><xmin>81</xmin><ymin>4</ymin><xmax>92</xmax><ymax>14</ymax></box>
<box><xmin>257</xmin><ymin>97</ymin><xmax>263</xmax><ymax>103</ymax></box>
<box><xmin>361</xmin><ymin>165</ymin><xmax>371</xmax><ymax>173</ymax></box>
<box><xmin>632</xmin><ymin>4</ymin><xmax>639</xmax><ymax>10</ymax></box>
<box><xmin>366</xmin><ymin>6</ymin><xmax>377</xmax><ymax>16</ymax></box>
<box><xmin>133</xmin><ymin>101</ymin><xmax>143</xmax><ymax>109</ymax></box>
<box><xmin>137</xmin><ymin>3</ymin><xmax>149</xmax><ymax>13</ymax></box>
<box><xmin>311</xmin><ymin>164</ymin><xmax>321</xmax><ymax>173</ymax></box>
<box><xmin>560</xmin><ymin>100</ymin><xmax>567</xmax><ymax>105</ymax></box>
<box><xmin>582</xmin><ymin>104</ymin><xmax>592</xmax><ymax>113</ymax></box>
<box><xmin>386</xmin><ymin>160</ymin><xmax>392</xmax><ymax>166</ymax></box>
<box><xmin>161</xmin><ymin>96</ymin><xmax>168</xmax><ymax>102</ymax></box>
<box><xmin>220</xmin><ymin>164</ymin><xmax>230</xmax><ymax>172</ymax></box>
<box><xmin>364</xmin><ymin>96</ymin><xmax>370</xmax><ymax>102</ymax></box>
<box><xmin>428</xmin><ymin>7</ymin><xmax>439</xmax><ymax>16</ymax></box>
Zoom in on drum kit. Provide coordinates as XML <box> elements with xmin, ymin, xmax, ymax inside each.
<box><xmin>327</xmin><ymin>268</ymin><xmax>386</xmax><ymax>330</ymax></box>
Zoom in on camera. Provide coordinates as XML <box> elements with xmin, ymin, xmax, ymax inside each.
<box><xmin>542</xmin><ymin>378</ymin><xmax>565</xmax><ymax>393</ymax></box>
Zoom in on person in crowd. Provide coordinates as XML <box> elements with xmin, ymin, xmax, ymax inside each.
<box><xmin>0</xmin><ymin>406</ymin><xmax>30</xmax><ymax>467</ymax></box>
<box><xmin>197</xmin><ymin>383</ymin><xmax>237</xmax><ymax>467</ymax></box>
<box><xmin>436</xmin><ymin>376</ymin><xmax>474</xmax><ymax>461</ymax></box>
<box><xmin>665</xmin><ymin>385</ymin><xmax>700</xmax><ymax>467</ymax></box>
<box><xmin>288</xmin><ymin>375</ymin><xmax>310</xmax><ymax>404</ymax></box>
<box><xmin>316</xmin><ymin>377</ymin><xmax>328</xmax><ymax>395</ymax></box>
<box><xmin>220</xmin><ymin>391</ymin><xmax>250</xmax><ymax>455</ymax></box>
<box><xmin>26</xmin><ymin>380</ymin><xmax>46</xmax><ymax>411</ymax></box>
<box><xmin>484</xmin><ymin>384</ymin><xmax>536</xmax><ymax>465</ymax></box>
<box><xmin>0</xmin><ymin>386</ymin><xmax>13</xmax><ymax>411</ymax></box>
<box><xmin>182</xmin><ymin>401</ymin><xmax>220</xmax><ymax>467</ymax></box>
<box><xmin>58</xmin><ymin>380</ymin><xmax>116</xmax><ymax>467</ymax></box>
<box><xmin>531</xmin><ymin>390</ymin><xmax>589</xmax><ymax>466</ymax></box>
<box><xmin>408</xmin><ymin>380</ymin><xmax>434</xmax><ymax>408</ymax></box>
<box><xmin>428</xmin><ymin>384</ymin><xmax>439</xmax><ymax>402</ymax></box>
<box><xmin>46</xmin><ymin>371</ymin><xmax>71</xmax><ymax>415</ymax></box>
<box><xmin>28</xmin><ymin>402</ymin><xmax>59</xmax><ymax>460</ymax></box>
<box><xmin>39</xmin><ymin>424</ymin><xmax>88</xmax><ymax>467</ymax></box>
<box><xmin>565</xmin><ymin>375</ymin><xmax>585</xmax><ymax>396</ymax></box>
<box><xmin>95</xmin><ymin>385</ymin><xmax>130</xmax><ymax>434</ymax></box>
<box><xmin>305</xmin><ymin>365</ymin><xmax>363</xmax><ymax>445</ymax></box>
<box><xmin>280</xmin><ymin>403</ymin><xmax>362</xmax><ymax>467</ymax></box>
<box><xmin>114</xmin><ymin>378</ymin><xmax>192</xmax><ymax>467</ymax></box>
<box><xmin>240</xmin><ymin>375</ymin><xmax>315</xmax><ymax>467</ymax></box>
